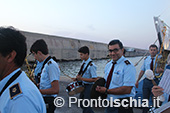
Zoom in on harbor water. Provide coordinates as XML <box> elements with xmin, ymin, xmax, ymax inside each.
<box><xmin>58</xmin><ymin>56</ymin><xmax>144</xmax><ymax>80</ymax></box>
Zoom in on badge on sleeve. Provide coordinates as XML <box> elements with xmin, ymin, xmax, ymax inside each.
<box><xmin>48</xmin><ymin>61</ymin><xmax>52</xmax><ymax>65</ymax></box>
<box><xmin>9</xmin><ymin>83</ymin><xmax>22</xmax><ymax>99</ymax></box>
<box><xmin>124</xmin><ymin>60</ymin><xmax>131</xmax><ymax>65</ymax></box>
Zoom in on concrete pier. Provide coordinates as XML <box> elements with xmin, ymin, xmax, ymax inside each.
<box><xmin>22</xmin><ymin>31</ymin><xmax>148</xmax><ymax>61</ymax></box>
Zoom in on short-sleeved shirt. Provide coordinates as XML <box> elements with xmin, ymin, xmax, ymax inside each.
<box><xmin>0</xmin><ymin>68</ymin><xmax>46</xmax><ymax>113</ymax></box>
<box><xmin>141</xmin><ymin>55</ymin><xmax>159</xmax><ymax>77</ymax></box>
<box><xmin>40</xmin><ymin>57</ymin><xmax>60</xmax><ymax>97</ymax></box>
<box><xmin>104</xmin><ymin>56</ymin><xmax>136</xmax><ymax>100</ymax></box>
<box><xmin>81</xmin><ymin>58</ymin><xmax>97</xmax><ymax>84</ymax></box>
<box><xmin>34</xmin><ymin>60</ymin><xmax>43</xmax><ymax>76</ymax></box>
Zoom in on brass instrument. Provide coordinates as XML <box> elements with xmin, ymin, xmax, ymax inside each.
<box><xmin>153</xmin><ymin>25</ymin><xmax>170</xmax><ymax>78</ymax></box>
<box><xmin>25</xmin><ymin>54</ymin><xmax>37</xmax><ymax>85</ymax></box>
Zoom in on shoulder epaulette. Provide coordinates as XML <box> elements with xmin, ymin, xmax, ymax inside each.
<box><xmin>9</xmin><ymin>83</ymin><xmax>22</xmax><ymax>99</ymax></box>
<box><xmin>106</xmin><ymin>59</ymin><xmax>112</xmax><ymax>64</ymax></box>
<box><xmin>48</xmin><ymin>61</ymin><xmax>52</xmax><ymax>65</ymax></box>
<box><xmin>124</xmin><ymin>60</ymin><xmax>131</xmax><ymax>65</ymax></box>
<box><xmin>144</xmin><ymin>56</ymin><xmax>147</xmax><ymax>60</ymax></box>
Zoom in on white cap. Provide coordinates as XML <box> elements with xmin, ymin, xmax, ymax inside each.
<box><xmin>145</xmin><ymin>69</ymin><xmax>154</xmax><ymax>80</ymax></box>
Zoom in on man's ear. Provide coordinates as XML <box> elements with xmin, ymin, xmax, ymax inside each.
<box><xmin>122</xmin><ymin>48</ymin><xmax>124</xmax><ymax>53</ymax></box>
<box><xmin>6</xmin><ymin>50</ymin><xmax>17</xmax><ymax>63</ymax></box>
<box><xmin>37</xmin><ymin>51</ymin><xmax>42</xmax><ymax>55</ymax></box>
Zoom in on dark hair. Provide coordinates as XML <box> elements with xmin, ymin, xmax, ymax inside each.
<box><xmin>108</xmin><ymin>39</ymin><xmax>123</xmax><ymax>49</ymax></box>
<box><xmin>0</xmin><ymin>26</ymin><xmax>27</xmax><ymax>67</ymax></box>
<box><xmin>78</xmin><ymin>46</ymin><xmax>89</xmax><ymax>55</ymax></box>
<box><xmin>149</xmin><ymin>44</ymin><xmax>158</xmax><ymax>49</ymax></box>
<box><xmin>30</xmin><ymin>39</ymin><xmax>48</xmax><ymax>55</ymax></box>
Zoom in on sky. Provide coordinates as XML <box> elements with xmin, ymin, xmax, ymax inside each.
<box><xmin>0</xmin><ymin>0</ymin><xmax>170</xmax><ymax>49</ymax></box>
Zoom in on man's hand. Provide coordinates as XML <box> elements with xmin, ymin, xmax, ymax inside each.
<box><xmin>152</xmin><ymin>86</ymin><xmax>164</xmax><ymax>97</ymax></box>
<box><xmin>135</xmin><ymin>81</ymin><xmax>139</xmax><ymax>88</ymax></box>
<box><xmin>71</xmin><ymin>78</ymin><xmax>77</xmax><ymax>81</ymax></box>
<box><xmin>76</xmin><ymin>75</ymin><xmax>82</xmax><ymax>81</ymax></box>
<box><xmin>156</xmin><ymin>67</ymin><xmax>164</xmax><ymax>73</ymax></box>
<box><xmin>96</xmin><ymin>86</ymin><xmax>107</xmax><ymax>93</ymax></box>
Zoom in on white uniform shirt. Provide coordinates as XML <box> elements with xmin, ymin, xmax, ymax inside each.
<box><xmin>0</xmin><ymin>68</ymin><xmax>46</xmax><ymax>113</ymax></box>
<box><xmin>104</xmin><ymin>56</ymin><xmax>136</xmax><ymax>100</ymax></box>
<box><xmin>40</xmin><ymin>58</ymin><xmax>60</xmax><ymax>97</ymax></box>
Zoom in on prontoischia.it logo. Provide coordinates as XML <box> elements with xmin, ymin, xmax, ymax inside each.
<box><xmin>54</xmin><ymin>96</ymin><xmax>161</xmax><ymax>108</ymax></box>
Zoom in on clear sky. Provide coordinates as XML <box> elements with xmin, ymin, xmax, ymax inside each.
<box><xmin>0</xmin><ymin>0</ymin><xmax>170</xmax><ymax>49</ymax></box>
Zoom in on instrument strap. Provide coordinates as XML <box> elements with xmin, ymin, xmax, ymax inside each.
<box><xmin>0</xmin><ymin>70</ymin><xmax>22</xmax><ymax>96</ymax></box>
<box><xmin>38</xmin><ymin>56</ymin><xmax>52</xmax><ymax>76</ymax></box>
<box><xmin>81</xmin><ymin>61</ymin><xmax>92</xmax><ymax>77</ymax></box>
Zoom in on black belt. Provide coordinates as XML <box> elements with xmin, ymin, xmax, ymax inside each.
<box><xmin>84</xmin><ymin>83</ymin><xmax>92</xmax><ymax>86</ymax></box>
<box><xmin>145</xmin><ymin>77</ymin><xmax>159</xmax><ymax>81</ymax></box>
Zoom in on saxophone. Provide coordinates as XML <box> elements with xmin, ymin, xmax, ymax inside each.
<box><xmin>154</xmin><ymin>26</ymin><xmax>170</xmax><ymax>78</ymax></box>
<box><xmin>25</xmin><ymin>54</ymin><xmax>37</xmax><ymax>85</ymax></box>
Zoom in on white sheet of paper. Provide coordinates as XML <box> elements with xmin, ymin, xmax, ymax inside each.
<box><xmin>159</xmin><ymin>69</ymin><xmax>170</xmax><ymax>95</ymax></box>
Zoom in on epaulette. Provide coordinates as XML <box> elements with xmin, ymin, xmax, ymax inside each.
<box><xmin>48</xmin><ymin>61</ymin><xmax>52</xmax><ymax>65</ymax></box>
<box><xmin>124</xmin><ymin>60</ymin><xmax>131</xmax><ymax>65</ymax></box>
<box><xmin>106</xmin><ymin>59</ymin><xmax>112</xmax><ymax>64</ymax></box>
<box><xmin>144</xmin><ymin>56</ymin><xmax>147</xmax><ymax>60</ymax></box>
<box><xmin>9</xmin><ymin>83</ymin><xmax>22</xmax><ymax>99</ymax></box>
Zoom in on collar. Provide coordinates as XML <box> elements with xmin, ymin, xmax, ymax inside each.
<box><xmin>150</xmin><ymin>55</ymin><xmax>157</xmax><ymax>59</ymax></box>
<box><xmin>83</xmin><ymin>58</ymin><xmax>92</xmax><ymax>64</ymax></box>
<box><xmin>111</xmin><ymin>56</ymin><xmax>125</xmax><ymax>64</ymax></box>
<box><xmin>0</xmin><ymin>68</ymin><xmax>20</xmax><ymax>92</ymax></box>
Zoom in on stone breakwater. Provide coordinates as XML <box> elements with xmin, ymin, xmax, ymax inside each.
<box><xmin>21</xmin><ymin>31</ymin><xmax>148</xmax><ymax>61</ymax></box>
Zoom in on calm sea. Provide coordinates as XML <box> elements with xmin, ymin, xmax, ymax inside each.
<box><xmin>58</xmin><ymin>56</ymin><xmax>144</xmax><ymax>80</ymax></box>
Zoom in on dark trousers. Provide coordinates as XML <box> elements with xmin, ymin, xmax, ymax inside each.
<box><xmin>43</xmin><ymin>96</ymin><xmax>56</xmax><ymax>113</ymax></box>
<box><xmin>105</xmin><ymin>97</ymin><xmax>133</xmax><ymax>113</ymax></box>
<box><xmin>142</xmin><ymin>78</ymin><xmax>159</xmax><ymax>113</ymax></box>
<box><xmin>79</xmin><ymin>84</ymin><xmax>94</xmax><ymax>113</ymax></box>
<box><xmin>118</xmin><ymin>97</ymin><xmax>133</xmax><ymax>113</ymax></box>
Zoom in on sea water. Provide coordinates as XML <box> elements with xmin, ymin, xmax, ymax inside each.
<box><xmin>59</xmin><ymin>56</ymin><xmax>144</xmax><ymax>80</ymax></box>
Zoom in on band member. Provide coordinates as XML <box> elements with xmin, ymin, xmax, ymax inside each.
<box><xmin>0</xmin><ymin>27</ymin><xmax>46</xmax><ymax>113</ymax></box>
<box><xmin>73</xmin><ymin>46</ymin><xmax>97</xmax><ymax>113</ymax></box>
<box><xmin>96</xmin><ymin>39</ymin><xmax>136</xmax><ymax>113</ymax></box>
<box><xmin>30</xmin><ymin>39</ymin><xmax>60</xmax><ymax>113</ymax></box>
<box><xmin>135</xmin><ymin>44</ymin><xmax>159</xmax><ymax>113</ymax></box>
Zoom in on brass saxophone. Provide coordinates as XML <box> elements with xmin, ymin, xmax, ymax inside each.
<box><xmin>25</xmin><ymin>54</ymin><xmax>37</xmax><ymax>85</ymax></box>
<box><xmin>154</xmin><ymin>26</ymin><xmax>170</xmax><ymax>78</ymax></box>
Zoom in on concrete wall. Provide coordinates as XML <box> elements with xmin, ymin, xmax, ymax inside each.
<box><xmin>22</xmin><ymin>31</ymin><xmax>148</xmax><ymax>61</ymax></box>
<box><xmin>22</xmin><ymin>31</ymin><xmax>108</xmax><ymax>61</ymax></box>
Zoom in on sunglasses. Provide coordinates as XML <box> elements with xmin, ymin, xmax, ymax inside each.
<box><xmin>108</xmin><ymin>48</ymin><xmax>120</xmax><ymax>53</ymax></box>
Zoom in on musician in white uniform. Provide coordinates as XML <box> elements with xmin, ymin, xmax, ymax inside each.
<box><xmin>0</xmin><ymin>27</ymin><xmax>46</xmax><ymax>113</ymax></box>
<box><xmin>30</xmin><ymin>39</ymin><xmax>60</xmax><ymax>113</ymax></box>
<box><xmin>74</xmin><ymin>46</ymin><xmax>97</xmax><ymax>113</ymax></box>
<box><xmin>96</xmin><ymin>40</ymin><xmax>136</xmax><ymax>113</ymax></box>
<box><xmin>136</xmin><ymin>44</ymin><xmax>160</xmax><ymax>113</ymax></box>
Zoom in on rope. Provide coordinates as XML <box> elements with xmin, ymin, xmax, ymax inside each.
<box><xmin>59</xmin><ymin>67</ymin><xmax>73</xmax><ymax>80</ymax></box>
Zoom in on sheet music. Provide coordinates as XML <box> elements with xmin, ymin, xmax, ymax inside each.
<box><xmin>154</xmin><ymin>101</ymin><xmax>170</xmax><ymax>113</ymax></box>
<box><xmin>159</xmin><ymin>69</ymin><xmax>170</xmax><ymax>95</ymax></box>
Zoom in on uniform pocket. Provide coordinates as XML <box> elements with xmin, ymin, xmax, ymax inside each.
<box><xmin>112</xmin><ymin>71</ymin><xmax>123</xmax><ymax>86</ymax></box>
